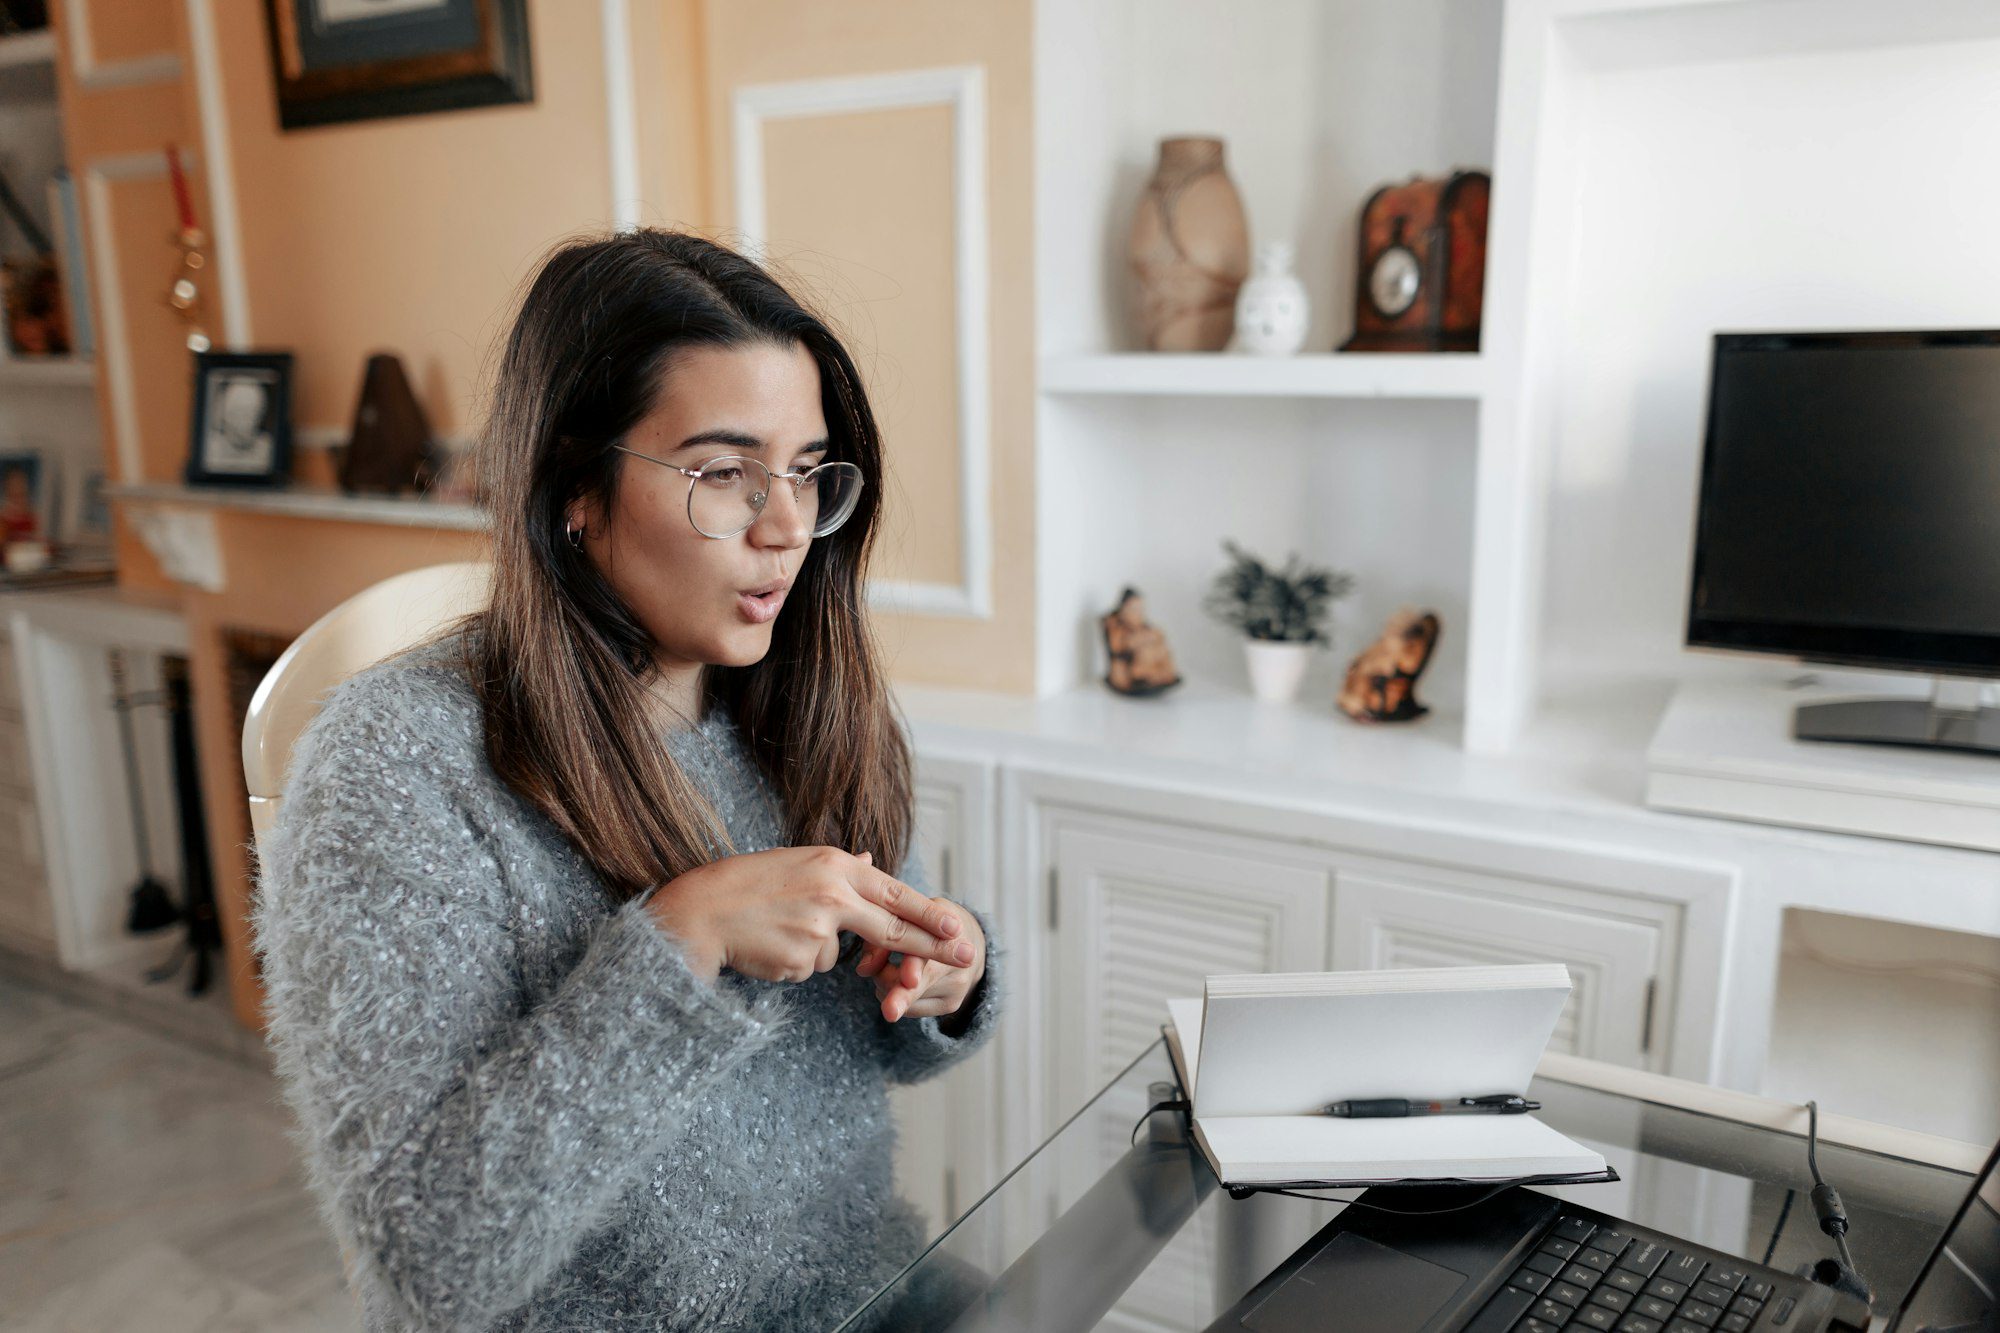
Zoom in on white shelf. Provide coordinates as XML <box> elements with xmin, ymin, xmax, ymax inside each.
<box><xmin>0</xmin><ymin>357</ymin><xmax>95</xmax><ymax>387</ymax></box>
<box><xmin>0</xmin><ymin>29</ymin><xmax>55</xmax><ymax>71</ymax></box>
<box><xmin>108</xmin><ymin>482</ymin><xmax>487</xmax><ymax>531</ymax></box>
<box><xmin>1040</xmin><ymin>352</ymin><xmax>1485</xmax><ymax>401</ymax></box>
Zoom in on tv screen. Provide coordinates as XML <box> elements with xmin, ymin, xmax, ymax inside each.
<box><xmin>1686</xmin><ymin>330</ymin><xmax>2000</xmax><ymax>679</ymax></box>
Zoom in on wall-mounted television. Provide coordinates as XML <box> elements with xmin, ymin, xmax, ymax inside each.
<box><xmin>1685</xmin><ymin>329</ymin><xmax>2000</xmax><ymax>755</ymax></box>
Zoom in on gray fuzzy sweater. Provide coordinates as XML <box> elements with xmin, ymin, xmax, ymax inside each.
<box><xmin>250</xmin><ymin>635</ymin><xmax>1002</xmax><ymax>1332</ymax></box>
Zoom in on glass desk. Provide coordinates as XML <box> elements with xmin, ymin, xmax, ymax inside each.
<box><xmin>836</xmin><ymin>1038</ymin><xmax>1983</xmax><ymax>1333</ymax></box>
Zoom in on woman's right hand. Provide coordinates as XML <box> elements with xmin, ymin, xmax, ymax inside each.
<box><xmin>647</xmin><ymin>846</ymin><xmax>973</xmax><ymax>985</ymax></box>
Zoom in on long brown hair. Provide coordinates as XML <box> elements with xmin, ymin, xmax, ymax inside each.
<box><xmin>464</xmin><ymin>228</ymin><xmax>911</xmax><ymax>901</ymax></box>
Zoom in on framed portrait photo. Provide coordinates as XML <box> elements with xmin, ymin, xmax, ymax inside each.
<box><xmin>264</xmin><ymin>0</ymin><xmax>533</xmax><ymax>132</ymax></box>
<box><xmin>186</xmin><ymin>351</ymin><xmax>295</xmax><ymax>488</ymax></box>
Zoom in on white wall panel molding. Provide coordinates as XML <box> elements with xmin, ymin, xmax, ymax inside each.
<box><xmin>734</xmin><ymin>65</ymin><xmax>994</xmax><ymax>620</ymax></box>
<box><xmin>61</xmin><ymin>0</ymin><xmax>181</xmax><ymax>90</ymax></box>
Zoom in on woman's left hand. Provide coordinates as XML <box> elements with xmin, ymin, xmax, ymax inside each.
<box><xmin>854</xmin><ymin>886</ymin><xmax>985</xmax><ymax>1022</ymax></box>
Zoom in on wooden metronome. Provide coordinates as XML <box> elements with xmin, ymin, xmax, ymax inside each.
<box><xmin>340</xmin><ymin>352</ymin><xmax>436</xmax><ymax>494</ymax></box>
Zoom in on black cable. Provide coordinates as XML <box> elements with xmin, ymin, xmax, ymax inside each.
<box><xmin>1805</xmin><ymin>1100</ymin><xmax>1858</xmax><ymax>1274</ymax></box>
<box><xmin>1802</xmin><ymin>1099</ymin><xmax>1871</xmax><ymax>1305</ymax></box>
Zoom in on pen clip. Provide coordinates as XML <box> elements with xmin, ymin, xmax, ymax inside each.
<box><xmin>1461</xmin><ymin>1094</ymin><xmax>1542</xmax><ymax>1113</ymax></box>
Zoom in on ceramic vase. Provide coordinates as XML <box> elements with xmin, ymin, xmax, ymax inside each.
<box><xmin>1234</xmin><ymin>240</ymin><xmax>1310</xmax><ymax>355</ymax></box>
<box><xmin>1128</xmin><ymin>136</ymin><xmax>1250</xmax><ymax>352</ymax></box>
<box><xmin>1243</xmin><ymin>639</ymin><xmax>1312</xmax><ymax>704</ymax></box>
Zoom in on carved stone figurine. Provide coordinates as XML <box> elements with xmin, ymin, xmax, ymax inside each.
<box><xmin>1337</xmin><ymin>607</ymin><xmax>1441</xmax><ymax>723</ymax></box>
<box><xmin>1100</xmin><ymin>587</ymin><xmax>1183</xmax><ymax>697</ymax></box>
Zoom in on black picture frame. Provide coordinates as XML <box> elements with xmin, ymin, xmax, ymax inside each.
<box><xmin>264</xmin><ymin>0</ymin><xmax>533</xmax><ymax>132</ymax></box>
<box><xmin>186</xmin><ymin>351</ymin><xmax>294</xmax><ymax>489</ymax></box>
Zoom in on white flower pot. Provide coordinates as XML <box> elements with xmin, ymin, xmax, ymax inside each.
<box><xmin>1243</xmin><ymin>639</ymin><xmax>1312</xmax><ymax>704</ymax></box>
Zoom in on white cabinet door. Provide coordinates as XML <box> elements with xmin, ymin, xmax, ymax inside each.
<box><xmin>1046</xmin><ymin>810</ymin><xmax>1333</xmax><ymax>1119</ymax></box>
<box><xmin>890</xmin><ymin>755</ymin><xmax>997</xmax><ymax>1241</ymax></box>
<box><xmin>1041</xmin><ymin>805</ymin><xmax>1333</xmax><ymax>1333</ymax></box>
<box><xmin>1331</xmin><ymin>866</ymin><xmax>1672</xmax><ymax>1070</ymax></box>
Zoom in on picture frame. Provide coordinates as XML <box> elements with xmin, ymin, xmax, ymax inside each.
<box><xmin>0</xmin><ymin>449</ymin><xmax>47</xmax><ymax>544</ymax></box>
<box><xmin>263</xmin><ymin>0</ymin><xmax>533</xmax><ymax>132</ymax></box>
<box><xmin>186</xmin><ymin>351</ymin><xmax>294</xmax><ymax>488</ymax></box>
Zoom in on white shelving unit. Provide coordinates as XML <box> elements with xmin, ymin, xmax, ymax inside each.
<box><xmin>0</xmin><ymin>355</ymin><xmax>94</xmax><ymax>386</ymax></box>
<box><xmin>1039</xmin><ymin>351</ymin><xmax>1485</xmax><ymax>401</ymax></box>
<box><xmin>1032</xmin><ymin>0</ymin><xmax>1504</xmax><ymax>746</ymax></box>
<box><xmin>0</xmin><ymin>19</ymin><xmax>107</xmax><ymax>556</ymax></box>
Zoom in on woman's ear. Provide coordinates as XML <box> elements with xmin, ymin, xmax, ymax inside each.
<box><xmin>565</xmin><ymin>493</ymin><xmax>601</xmax><ymax>543</ymax></box>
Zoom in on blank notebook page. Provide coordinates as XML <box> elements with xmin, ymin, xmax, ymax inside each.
<box><xmin>1195</xmin><ymin>1111</ymin><xmax>1604</xmax><ymax>1185</ymax></box>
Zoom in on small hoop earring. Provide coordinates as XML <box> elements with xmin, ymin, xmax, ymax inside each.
<box><xmin>565</xmin><ymin>521</ymin><xmax>584</xmax><ymax>550</ymax></box>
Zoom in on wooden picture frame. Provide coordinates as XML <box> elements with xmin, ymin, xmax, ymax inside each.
<box><xmin>186</xmin><ymin>351</ymin><xmax>295</xmax><ymax>489</ymax></box>
<box><xmin>264</xmin><ymin>0</ymin><xmax>533</xmax><ymax>131</ymax></box>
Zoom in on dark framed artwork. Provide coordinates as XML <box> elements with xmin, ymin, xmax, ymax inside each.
<box><xmin>186</xmin><ymin>351</ymin><xmax>295</xmax><ymax>488</ymax></box>
<box><xmin>264</xmin><ymin>0</ymin><xmax>533</xmax><ymax>131</ymax></box>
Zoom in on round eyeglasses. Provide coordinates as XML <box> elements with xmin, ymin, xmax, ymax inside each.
<box><xmin>612</xmin><ymin>447</ymin><xmax>864</xmax><ymax>540</ymax></box>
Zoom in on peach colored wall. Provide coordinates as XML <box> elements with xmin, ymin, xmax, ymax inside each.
<box><xmin>763</xmin><ymin>104</ymin><xmax>965</xmax><ymax>589</ymax></box>
<box><xmin>208</xmin><ymin>0</ymin><xmax>624</xmax><ymax>438</ymax></box>
<box><xmin>699</xmin><ymin>0</ymin><xmax>1038</xmax><ymax>694</ymax></box>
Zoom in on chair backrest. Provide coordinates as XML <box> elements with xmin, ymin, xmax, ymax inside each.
<box><xmin>243</xmin><ymin>561</ymin><xmax>492</xmax><ymax>852</ymax></box>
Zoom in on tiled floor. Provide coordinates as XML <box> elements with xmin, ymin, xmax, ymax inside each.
<box><xmin>0</xmin><ymin>970</ymin><xmax>358</xmax><ymax>1331</ymax></box>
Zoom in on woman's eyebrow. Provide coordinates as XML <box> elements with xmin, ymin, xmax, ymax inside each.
<box><xmin>673</xmin><ymin>428</ymin><xmax>762</xmax><ymax>453</ymax></box>
<box><xmin>673</xmin><ymin>429</ymin><xmax>831</xmax><ymax>453</ymax></box>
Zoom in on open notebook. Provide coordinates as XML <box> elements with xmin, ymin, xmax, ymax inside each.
<box><xmin>1161</xmin><ymin>964</ymin><xmax>1610</xmax><ymax>1188</ymax></box>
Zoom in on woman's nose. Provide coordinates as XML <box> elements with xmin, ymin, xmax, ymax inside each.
<box><xmin>749</xmin><ymin>476</ymin><xmax>810</xmax><ymax>547</ymax></box>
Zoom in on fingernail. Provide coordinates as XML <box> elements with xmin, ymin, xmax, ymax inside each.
<box><xmin>954</xmin><ymin>942</ymin><xmax>974</xmax><ymax>964</ymax></box>
<box><xmin>938</xmin><ymin>915</ymin><xmax>959</xmax><ymax>937</ymax></box>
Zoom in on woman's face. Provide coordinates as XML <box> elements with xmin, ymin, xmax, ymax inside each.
<box><xmin>571</xmin><ymin>340</ymin><xmax>828</xmax><ymax>674</ymax></box>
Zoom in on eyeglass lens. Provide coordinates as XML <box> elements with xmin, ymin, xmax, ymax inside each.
<box><xmin>688</xmin><ymin>456</ymin><xmax>863</xmax><ymax>539</ymax></box>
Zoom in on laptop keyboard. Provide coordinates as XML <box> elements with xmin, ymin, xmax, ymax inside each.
<box><xmin>1466</xmin><ymin>1215</ymin><xmax>1796</xmax><ymax>1333</ymax></box>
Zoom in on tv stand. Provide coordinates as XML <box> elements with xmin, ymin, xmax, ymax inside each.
<box><xmin>1644</xmin><ymin>674</ymin><xmax>2000</xmax><ymax>852</ymax></box>
<box><xmin>1794</xmin><ymin>675</ymin><xmax>2000</xmax><ymax>757</ymax></box>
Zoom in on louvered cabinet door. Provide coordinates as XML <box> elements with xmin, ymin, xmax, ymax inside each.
<box><xmin>1046</xmin><ymin>814</ymin><xmax>1331</xmax><ymax>1119</ymax></box>
<box><xmin>1330</xmin><ymin>868</ymin><xmax>1672</xmax><ymax>1070</ymax></box>
<box><xmin>1043</xmin><ymin>809</ymin><xmax>1332</xmax><ymax>1332</ymax></box>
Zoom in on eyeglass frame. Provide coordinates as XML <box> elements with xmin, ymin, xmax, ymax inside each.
<box><xmin>609</xmin><ymin>444</ymin><xmax>865</xmax><ymax>540</ymax></box>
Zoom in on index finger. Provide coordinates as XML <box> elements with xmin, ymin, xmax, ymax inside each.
<box><xmin>844</xmin><ymin>870</ymin><xmax>973</xmax><ymax>967</ymax></box>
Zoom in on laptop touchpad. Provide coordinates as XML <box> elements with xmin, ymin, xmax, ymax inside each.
<box><xmin>1241</xmin><ymin>1231</ymin><xmax>1468</xmax><ymax>1333</ymax></box>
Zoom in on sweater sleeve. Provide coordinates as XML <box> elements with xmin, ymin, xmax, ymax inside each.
<box><xmin>250</xmin><ymin>666</ymin><xmax>794</xmax><ymax>1333</ymax></box>
<box><xmin>865</xmin><ymin>830</ymin><xmax>1004</xmax><ymax>1086</ymax></box>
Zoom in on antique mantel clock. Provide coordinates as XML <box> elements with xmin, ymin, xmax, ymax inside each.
<box><xmin>1340</xmin><ymin>169</ymin><xmax>1490</xmax><ymax>353</ymax></box>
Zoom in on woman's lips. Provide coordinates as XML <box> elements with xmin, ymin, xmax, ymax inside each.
<box><xmin>737</xmin><ymin>587</ymin><xmax>786</xmax><ymax>624</ymax></box>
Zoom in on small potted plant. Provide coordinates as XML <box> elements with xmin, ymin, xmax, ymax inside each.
<box><xmin>1202</xmin><ymin>540</ymin><xmax>1354</xmax><ymax>704</ymax></box>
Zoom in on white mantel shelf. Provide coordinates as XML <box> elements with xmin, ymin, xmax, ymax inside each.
<box><xmin>109</xmin><ymin>482</ymin><xmax>486</xmax><ymax>531</ymax></box>
<box><xmin>1038</xmin><ymin>351</ymin><xmax>1486</xmax><ymax>400</ymax></box>
<box><xmin>0</xmin><ymin>356</ymin><xmax>95</xmax><ymax>387</ymax></box>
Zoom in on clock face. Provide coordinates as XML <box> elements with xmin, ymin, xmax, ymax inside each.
<box><xmin>1368</xmin><ymin>244</ymin><xmax>1422</xmax><ymax>319</ymax></box>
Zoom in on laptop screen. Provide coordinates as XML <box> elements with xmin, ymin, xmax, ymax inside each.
<box><xmin>1897</xmin><ymin>1137</ymin><xmax>2000</xmax><ymax>1331</ymax></box>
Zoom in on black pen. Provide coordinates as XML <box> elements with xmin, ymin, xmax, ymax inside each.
<box><xmin>1322</xmin><ymin>1094</ymin><xmax>1542</xmax><ymax>1118</ymax></box>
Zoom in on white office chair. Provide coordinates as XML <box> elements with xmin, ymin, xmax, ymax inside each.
<box><xmin>242</xmin><ymin>560</ymin><xmax>492</xmax><ymax>855</ymax></box>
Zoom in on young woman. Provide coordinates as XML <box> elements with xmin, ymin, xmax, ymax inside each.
<box><xmin>251</xmin><ymin>229</ymin><xmax>1001</xmax><ymax>1332</ymax></box>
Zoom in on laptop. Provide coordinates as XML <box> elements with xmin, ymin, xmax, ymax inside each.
<box><xmin>1202</xmin><ymin>1130</ymin><xmax>2000</xmax><ymax>1333</ymax></box>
